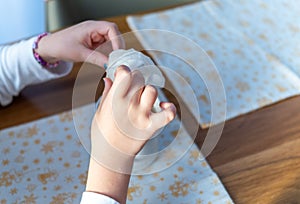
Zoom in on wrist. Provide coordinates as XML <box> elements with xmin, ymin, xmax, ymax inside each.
<box><xmin>33</xmin><ymin>33</ymin><xmax>60</xmax><ymax>67</ymax></box>
<box><xmin>86</xmin><ymin>157</ymin><xmax>132</xmax><ymax>204</ymax></box>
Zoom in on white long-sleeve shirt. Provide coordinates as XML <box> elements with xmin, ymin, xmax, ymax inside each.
<box><xmin>0</xmin><ymin>37</ymin><xmax>73</xmax><ymax>106</ymax></box>
<box><xmin>80</xmin><ymin>192</ymin><xmax>119</xmax><ymax>204</ymax></box>
<box><xmin>0</xmin><ymin>36</ymin><xmax>120</xmax><ymax>204</ymax></box>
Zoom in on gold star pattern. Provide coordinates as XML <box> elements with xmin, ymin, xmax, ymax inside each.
<box><xmin>47</xmin><ymin>158</ymin><xmax>53</xmax><ymax>164</ymax></box>
<box><xmin>214</xmin><ymin>191</ymin><xmax>220</xmax><ymax>196</ymax></box>
<box><xmin>9</xmin><ymin>188</ymin><xmax>17</xmax><ymax>195</ymax></box>
<box><xmin>8</xmin><ymin>131</ymin><xmax>14</xmax><ymax>138</ymax></box>
<box><xmin>169</xmin><ymin>180</ymin><xmax>189</xmax><ymax>197</ymax></box>
<box><xmin>78</xmin><ymin>173</ymin><xmax>87</xmax><ymax>185</ymax></box>
<box><xmin>190</xmin><ymin>150</ymin><xmax>200</xmax><ymax>161</ymax></box>
<box><xmin>54</xmin><ymin>185</ymin><xmax>61</xmax><ymax>191</ymax></box>
<box><xmin>2</xmin><ymin>148</ymin><xmax>10</xmax><ymax>154</ymax></box>
<box><xmin>198</xmin><ymin>95</ymin><xmax>209</xmax><ymax>104</ymax></box>
<box><xmin>150</xmin><ymin>185</ymin><xmax>156</xmax><ymax>191</ymax></box>
<box><xmin>157</xmin><ymin>192</ymin><xmax>168</xmax><ymax>201</ymax></box>
<box><xmin>38</xmin><ymin>170</ymin><xmax>57</xmax><ymax>185</ymax></box>
<box><xmin>22</xmin><ymin>165</ymin><xmax>29</xmax><ymax>171</ymax></box>
<box><xmin>70</xmin><ymin>193</ymin><xmax>77</xmax><ymax>199</ymax></box>
<box><xmin>127</xmin><ymin>184</ymin><xmax>142</xmax><ymax>201</ymax></box>
<box><xmin>235</xmin><ymin>80</ymin><xmax>250</xmax><ymax>92</ymax></box>
<box><xmin>34</xmin><ymin>139</ymin><xmax>40</xmax><ymax>144</ymax></box>
<box><xmin>0</xmin><ymin>171</ymin><xmax>15</xmax><ymax>187</ymax></box>
<box><xmin>33</xmin><ymin>159</ymin><xmax>40</xmax><ymax>165</ymax></box>
<box><xmin>66</xmin><ymin>134</ymin><xmax>72</xmax><ymax>140</ymax></box>
<box><xmin>63</xmin><ymin>162</ymin><xmax>70</xmax><ymax>168</ymax></box>
<box><xmin>2</xmin><ymin>160</ymin><xmax>9</xmax><ymax>166</ymax></box>
<box><xmin>59</xmin><ymin>112</ymin><xmax>73</xmax><ymax>122</ymax></box>
<box><xmin>23</xmin><ymin>194</ymin><xmax>36</xmax><ymax>204</ymax></box>
<box><xmin>26</xmin><ymin>125</ymin><xmax>38</xmax><ymax>138</ymax></box>
<box><xmin>65</xmin><ymin>176</ymin><xmax>73</xmax><ymax>183</ymax></box>
<box><xmin>50</xmin><ymin>193</ymin><xmax>66</xmax><ymax>204</ymax></box>
<box><xmin>26</xmin><ymin>184</ymin><xmax>36</xmax><ymax>192</ymax></box>
<box><xmin>41</xmin><ymin>142</ymin><xmax>55</xmax><ymax>154</ymax></box>
<box><xmin>196</xmin><ymin>199</ymin><xmax>203</xmax><ymax>204</ymax></box>
<box><xmin>0</xmin><ymin>89</ymin><xmax>232</xmax><ymax>202</ymax></box>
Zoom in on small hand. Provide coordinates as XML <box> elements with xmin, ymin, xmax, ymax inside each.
<box><xmin>93</xmin><ymin>65</ymin><xmax>176</xmax><ymax>155</ymax></box>
<box><xmin>86</xmin><ymin>65</ymin><xmax>176</xmax><ymax>203</ymax></box>
<box><xmin>35</xmin><ymin>20</ymin><xmax>125</xmax><ymax>67</ymax></box>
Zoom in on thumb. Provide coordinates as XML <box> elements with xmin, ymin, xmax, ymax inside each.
<box><xmin>97</xmin><ymin>77</ymin><xmax>113</xmax><ymax>112</ymax></box>
<box><xmin>102</xmin><ymin>77</ymin><xmax>113</xmax><ymax>102</ymax></box>
<box><xmin>82</xmin><ymin>47</ymin><xmax>108</xmax><ymax>67</ymax></box>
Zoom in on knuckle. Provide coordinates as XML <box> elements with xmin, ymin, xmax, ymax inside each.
<box><xmin>83</xmin><ymin>20</ymin><xmax>94</xmax><ymax>26</ymax></box>
<box><xmin>108</xmin><ymin>22</ymin><xmax>118</xmax><ymax>30</ymax></box>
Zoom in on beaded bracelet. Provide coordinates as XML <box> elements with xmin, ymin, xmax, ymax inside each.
<box><xmin>32</xmin><ymin>32</ymin><xmax>59</xmax><ymax>68</ymax></box>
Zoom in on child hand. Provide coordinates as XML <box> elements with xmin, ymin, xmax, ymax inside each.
<box><xmin>35</xmin><ymin>20</ymin><xmax>125</xmax><ymax>67</ymax></box>
<box><xmin>92</xmin><ymin>65</ymin><xmax>176</xmax><ymax>156</ymax></box>
<box><xmin>86</xmin><ymin>65</ymin><xmax>176</xmax><ymax>202</ymax></box>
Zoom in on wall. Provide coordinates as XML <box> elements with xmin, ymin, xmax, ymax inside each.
<box><xmin>46</xmin><ymin>0</ymin><xmax>198</xmax><ymax>31</ymax></box>
<box><xmin>0</xmin><ymin>0</ymin><xmax>198</xmax><ymax>44</ymax></box>
<box><xmin>0</xmin><ymin>0</ymin><xmax>45</xmax><ymax>44</ymax></box>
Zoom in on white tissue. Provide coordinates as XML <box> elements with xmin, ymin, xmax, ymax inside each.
<box><xmin>106</xmin><ymin>48</ymin><xmax>165</xmax><ymax>113</ymax></box>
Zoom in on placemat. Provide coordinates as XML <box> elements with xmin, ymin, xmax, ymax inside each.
<box><xmin>0</xmin><ymin>102</ymin><xmax>233</xmax><ymax>203</ymax></box>
<box><xmin>126</xmin><ymin>0</ymin><xmax>300</xmax><ymax>128</ymax></box>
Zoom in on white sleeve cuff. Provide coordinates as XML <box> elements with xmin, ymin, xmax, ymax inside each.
<box><xmin>0</xmin><ymin>36</ymin><xmax>73</xmax><ymax>106</ymax></box>
<box><xmin>80</xmin><ymin>192</ymin><xmax>120</xmax><ymax>204</ymax></box>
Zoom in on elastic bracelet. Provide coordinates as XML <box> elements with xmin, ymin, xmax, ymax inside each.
<box><xmin>32</xmin><ymin>32</ymin><xmax>59</xmax><ymax>68</ymax></box>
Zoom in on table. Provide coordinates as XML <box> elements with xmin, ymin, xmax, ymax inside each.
<box><xmin>1</xmin><ymin>15</ymin><xmax>300</xmax><ymax>204</ymax></box>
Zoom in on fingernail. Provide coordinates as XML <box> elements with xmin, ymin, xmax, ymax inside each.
<box><xmin>117</xmin><ymin>65</ymin><xmax>130</xmax><ymax>71</ymax></box>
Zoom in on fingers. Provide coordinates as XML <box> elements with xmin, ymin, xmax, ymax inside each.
<box><xmin>91</xmin><ymin>32</ymin><xmax>105</xmax><ymax>45</ymax></box>
<box><xmin>88</xmin><ymin>21</ymin><xmax>125</xmax><ymax>50</ymax></box>
<box><xmin>81</xmin><ymin>47</ymin><xmax>108</xmax><ymax>67</ymax></box>
<box><xmin>150</xmin><ymin>102</ymin><xmax>176</xmax><ymax>129</ymax></box>
<box><xmin>96</xmin><ymin>77</ymin><xmax>113</xmax><ymax>113</ymax></box>
<box><xmin>80</xmin><ymin>21</ymin><xmax>125</xmax><ymax>66</ymax></box>
<box><xmin>110</xmin><ymin>33</ymin><xmax>125</xmax><ymax>51</ymax></box>
<box><xmin>127</xmin><ymin>71</ymin><xmax>145</xmax><ymax>105</ymax></box>
<box><xmin>104</xmin><ymin>23</ymin><xmax>125</xmax><ymax>50</ymax></box>
<box><xmin>100</xmin><ymin>65</ymin><xmax>176</xmax><ymax>138</ymax></box>
<box><xmin>111</xmin><ymin>65</ymin><xmax>132</xmax><ymax>98</ymax></box>
<box><xmin>140</xmin><ymin>85</ymin><xmax>158</xmax><ymax>111</ymax></box>
<box><xmin>112</xmin><ymin>67</ymin><xmax>176</xmax><ymax>130</ymax></box>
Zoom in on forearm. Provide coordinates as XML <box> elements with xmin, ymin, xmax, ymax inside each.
<box><xmin>86</xmin><ymin>157</ymin><xmax>134</xmax><ymax>204</ymax></box>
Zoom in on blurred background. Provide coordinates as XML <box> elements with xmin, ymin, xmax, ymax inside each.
<box><xmin>0</xmin><ymin>0</ymin><xmax>196</xmax><ymax>45</ymax></box>
<box><xmin>0</xmin><ymin>0</ymin><xmax>45</xmax><ymax>44</ymax></box>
